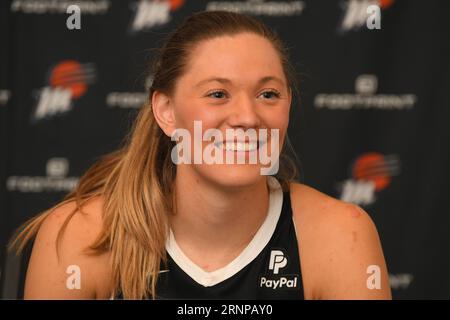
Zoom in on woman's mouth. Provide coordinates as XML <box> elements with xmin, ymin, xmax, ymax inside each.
<box><xmin>214</xmin><ymin>140</ymin><xmax>266</xmax><ymax>152</ymax></box>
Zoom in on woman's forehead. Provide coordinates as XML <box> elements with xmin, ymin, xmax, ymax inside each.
<box><xmin>191</xmin><ymin>33</ymin><xmax>280</xmax><ymax>63</ymax></box>
<box><xmin>182</xmin><ymin>34</ymin><xmax>286</xmax><ymax>84</ymax></box>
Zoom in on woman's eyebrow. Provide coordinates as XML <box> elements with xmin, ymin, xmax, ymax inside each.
<box><xmin>194</xmin><ymin>76</ymin><xmax>285</xmax><ymax>88</ymax></box>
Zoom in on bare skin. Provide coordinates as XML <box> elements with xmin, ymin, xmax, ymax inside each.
<box><xmin>24</xmin><ymin>197</ymin><xmax>112</xmax><ymax>299</ymax></box>
<box><xmin>24</xmin><ymin>183</ymin><xmax>391</xmax><ymax>299</ymax></box>
<box><xmin>24</xmin><ymin>33</ymin><xmax>391</xmax><ymax>299</ymax></box>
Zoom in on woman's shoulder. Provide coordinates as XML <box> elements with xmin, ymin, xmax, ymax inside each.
<box><xmin>288</xmin><ymin>181</ymin><xmax>375</xmax><ymax>232</ymax></box>
<box><xmin>25</xmin><ymin>195</ymin><xmax>112</xmax><ymax>299</ymax></box>
<box><xmin>288</xmin><ymin>182</ymin><xmax>391</xmax><ymax>299</ymax></box>
<box><xmin>42</xmin><ymin>195</ymin><xmax>106</xmax><ymax>237</ymax></box>
<box><xmin>36</xmin><ymin>196</ymin><xmax>106</xmax><ymax>259</ymax></box>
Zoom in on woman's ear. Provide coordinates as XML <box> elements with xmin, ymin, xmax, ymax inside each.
<box><xmin>288</xmin><ymin>86</ymin><xmax>293</xmax><ymax>106</ymax></box>
<box><xmin>151</xmin><ymin>90</ymin><xmax>176</xmax><ymax>137</ymax></box>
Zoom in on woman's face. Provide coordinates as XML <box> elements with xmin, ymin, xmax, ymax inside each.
<box><xmin>160</xmin><ymin>32</ymin><xmax>291</xmax><ymax>189</ymax></box>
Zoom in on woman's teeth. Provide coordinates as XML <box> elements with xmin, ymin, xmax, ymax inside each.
<box><xmin>216</xmin><ymin>141</ymin><xmax>259</xmax><ymax>152</ymax></box>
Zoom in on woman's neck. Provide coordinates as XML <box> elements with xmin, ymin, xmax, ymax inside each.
<box><xmin>170</xmin><ymin>168</ymin><xmax>270</xmax><ymax>272</ymax></box>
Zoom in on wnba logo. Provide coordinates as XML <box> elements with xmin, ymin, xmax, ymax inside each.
<box><xmin>130</xmin><ymin>0</ymin><xmax>184</xmax><ymax>32</ymax></box>
<box><xmin>33</xmin><ymin>60</ymin><xmax>96</xmax><ymax>121</ymax></box>
<box><xmin>340</xmin><ymin>152</ymin><xmax>401</xmax><ymax>205</ymax></box>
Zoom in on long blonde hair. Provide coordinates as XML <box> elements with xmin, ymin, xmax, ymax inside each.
<box><xmin>8</xmin><ymin>10</ymin><xmax>301</xmax><ymax>299</ymax></box>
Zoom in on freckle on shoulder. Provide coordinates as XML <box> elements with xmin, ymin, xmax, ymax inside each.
<box><xmin>348</xmin><ymin>204</ymin><xmax>363</xmax><ymax>218</ymax></box>
<box><xmin>345</xmin><ymin>203</ymin><xmax>373</xmax><ymax>223</ymax></box>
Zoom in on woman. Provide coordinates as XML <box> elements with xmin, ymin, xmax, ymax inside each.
<box><xmin>9</xmin><ymin>11</ymin><xmax>391</xmax><ymax>300</ymax></box>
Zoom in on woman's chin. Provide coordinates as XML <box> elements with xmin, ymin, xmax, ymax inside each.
<box><xmin>198</xmin><ymin>164</ymin><xmax>268</xmax><ymax>189</ymax></box>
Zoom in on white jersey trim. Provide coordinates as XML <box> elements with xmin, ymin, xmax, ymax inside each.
<box><xmin>166</xmin><ymin>176</ymin><xmax>284</xmax><ymax>287</ymax></box>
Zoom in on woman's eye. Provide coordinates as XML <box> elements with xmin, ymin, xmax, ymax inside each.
<box><xmin>205</xmin><ymin>90</ymin><xmax>280</xmax><ymax>100</ymax></box>
<box><xmin>259</xmin><ymin>90</ymin><xmax>281</xmax><ymax>99</ymax></box>
<box><xmin>206</xmin><ymin>90</ymin><xmax>227</xmax><ymax>99</ymax></box>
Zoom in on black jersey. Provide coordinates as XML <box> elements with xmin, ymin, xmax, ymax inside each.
<box><xmin>114</xmin><ymin>177</ymin><xmax>304</xmax><ymax>300</ymax></box>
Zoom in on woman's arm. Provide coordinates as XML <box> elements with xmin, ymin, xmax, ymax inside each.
<box><xmin>24</xmin><ymin>198</ymin><xmax>111</xmax><ymax>299</ymax></box>
<box><xmin>291</xmin><ymin>183</ymin><xmax>392</xmax><ymax>300</ymax></box>
<box><xmin>315</xmin><ymin>203</ymin><xmax>391</xmax><ymax>299</ymax></box>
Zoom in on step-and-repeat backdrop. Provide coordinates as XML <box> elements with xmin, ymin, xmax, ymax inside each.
<box><xmin>1</xmin><ymin>0</ymin><xmax>449</xmax><ymax>299</ymax></box>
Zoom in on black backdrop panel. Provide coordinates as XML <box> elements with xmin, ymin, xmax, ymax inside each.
<box><xmin>1</xmin><ymin>0</ymin><xmax>449</xmax><ymax>299</ymax></box>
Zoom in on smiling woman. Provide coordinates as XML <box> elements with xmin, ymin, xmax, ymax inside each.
<box><xmin>170</xmin><ymin>120</ymin><xmax>280</xmax><ymax>175</ymax></box>
<box><xmin>8</xmin><ymin>10</ymin><xmax>391</xmax><ymax>300</ymax></box>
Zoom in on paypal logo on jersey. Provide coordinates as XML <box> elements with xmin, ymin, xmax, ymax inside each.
<box><xmin>260</xmin><ymin>250</ymin><xmax>299</xmax><ymax>290</ymax></box>
<box><xmin>269</xmin><ymin>250</ymin><xmax>287</xmax><ymax>274</ymax></box>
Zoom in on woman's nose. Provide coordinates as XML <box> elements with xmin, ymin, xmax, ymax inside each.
<box><xmin>227</xmin><ymin>94</ymin><xmax>261</xmax><ymax>129</ymax></box>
